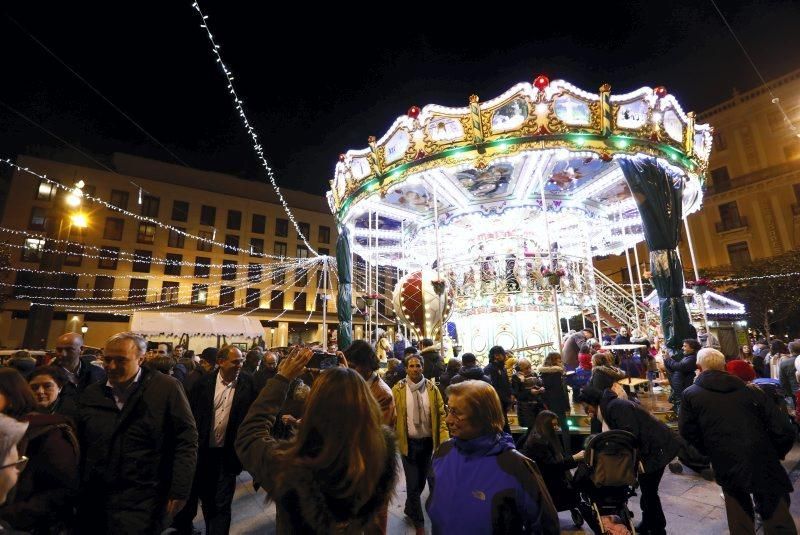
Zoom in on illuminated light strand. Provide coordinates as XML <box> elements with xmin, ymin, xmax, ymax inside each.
<box><xmin>30</xmin><ymin>262</ymin><xmax>320</xmax><ymax>315</ymax></box>
<box><xmin>1</xmin><ymin>159</ymin><xmax>311</xmax><ymax>259</ymax></box>
<box><xmin>238</xmin><ymin>262</ymin><xmax>323</xmax><ymax>318</ymax></box>
<box><xmin>709</xmin><ymin>272</ymin><xmax>800</xmax><ymax>284</ymax></box>
<box><xmin>190</xmin><ymin>2</ymin><xmax>317</xmax><ymax>255</ymax></box>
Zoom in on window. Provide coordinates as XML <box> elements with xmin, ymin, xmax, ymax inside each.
<box><xmin>28</xmin><ymin>207</ymin><xmax>47</xmax><ymax>231</ymax></box>
<box><xmin>137</xmin><ymin>222</ymin><xmax>156</xmax><ymax>244</ymax></box>
<box><xmin>294</xmin><ymin>292</ymin><xmax>307</xmax><ymax>311</ymax></box>
<box><xmin>794</xmin><ymin>183</ymin><xmax>800</xmax><ymax>203</ymax></box>
<box><xmin>131</xmin><ymin>250</ymin><xmax>152</xmax><ymax>273</ymax></box>
<box><xmin>274</xmin><ymin>241</ymin><xmax>287</xmax><ymax>257</ymax></box>
<box><xmin>252</xmin><ymin>214</ymin><xmax>266</xmax><ymax>233</ymax></box>
<box><xmin>318</xmin><ymin>247</ymin><xmax>330</xmax><ymax>256</ymax></box>
<box><xmin>315</xmin><ymin>293</ymin><xmax>326</xmax><ymax>312</ymax></box>
<box><xmin>196</xmin><ymin>230</ymin><xmax>213</xmax><ymax>252</ymax></box>
<box><xmin>110</xmin><ymin>190</ymin><xmax>128</xmax><ymax>210</ymax></box>
<box><xmin>140</xmin><ymin>195</ymin><xmax>159</xmax><ymax>218</ymax></box>
<box><xmin>784</xmin><ymin>144</ymin><xmax>800</xmax><ymax>162</ymax></box>
<box><xmin>12</xmin><ymin>272</ymin><xmax>34</xmax><ymax>298</ymax></box>
<box><xmin>191</xmin><ymin>284</ymin><xmax>208</xmax><ymax>305</ymax></box>
<box><xmin>248</xmin><ymin>263</ymin><xmax>262</xmax><ymax>283</ymax></box>
<box><xmin>295</xmin><ymin>267</ymin><xmax>308</xmax><ymax>287</ymax></box>
<box><xmin>129</xmin><ymin>279</ymin><xmax>148</xmax><ymax>303</ymax></box>
<box><xmin>168</xmin><ymin>227</ymin><xmax>185</xmax><ymax>248</ymax></box>
<box><xmin>194</xmin><ymin>257</ymin><xmax>211</xmax><ymax>278</ymax></box>
<box><xmin>712</xmin><ymin>131</ymin><xmax>727</xmax><ymax>151</ymax></box>
<box><xmin>21</xmin><ymin>238</ymin><xmax>45</xmax><ymax>262</ymax></box>
<box><xmin>36</xmin><ymin>180</ymin><xmax>56</xmax><ymax>201</ymax></box>
<box><xmin>250</xmin><ymin>238</ymin><xmax>264</xmax><ymax>257</ymax></box>
<box><xmin>710</xmin><ymin>167</ymin><xmax>730</xmax><ymax>191</ymax></box>
<box><xmin>98</xmin><ymin>246</ymin><xmax>120</xmax><ymax>270</ymax></box>
<box><xmin>717</xmin><ymin>201</ymin><xmax>745</xmax><ymax>232</ymax></box>
<box><xmin>270</xmin><ymin>290</ymin><xmax>284</xmax><ymax>309</ymax></box>
<box><xmin>161</xmin><ymin>281</ymin><xmax>180</xmax><ymax>304</ymax></box>
<box><xmin>94</xmin><ymin>276</ymin><xmax>115</xmax><ymax>299</ymax></box>
<box><xmin>219</xmin><ymin>286</ymin><xmax>235</xmax><ymax>307</ymax></box>
<box><xmin>222</xmin><ymin>260</ymin><xmax>237</xmax><ymax>281</ymax></box>
<box><xmin>172</xmin><ymin>200</ymin><xmax>189</xmax><ymax>222</ymax></box>
<box><xmin>58</xmin><ymin>274</ymin><xmax>78</xmax><ymax>299</ymax></box>
<box><xmin>224</xmin><ymin>235</ymin><xmax>239</xmax><ymax>255</ymax></box>
<box><xmin>318</xmin><ymin>225</ymin><xmax>331</xmax><ymax>244</ymax></box>
<box><xmin>273</xmin><ymin>269</ymin><xmax>285</xmax><ymax>285</ymax></box>
<box><xmin>164</xmin><ymin>253</ymin><xmax>182</xmax><ymax>276</ymax></box>
<box><xmin>103</xmin><ymin>218</ymin><xmax>124</xmax><ymax>240</ymax></box>
<box><xmin>64</xmin><ymin>243</ymin><xmax>84</xmax><ymax>266</ymax></box>
<box><xmin>200</xmin><ymin>205</ymin><xmax>216</xmax><ymax>226</ymax></box>
<box><xmin>227</xmin><ymin>210</ymin><xmax>242</xmax><ymax>230</ymax></box>
<box><xmin>297</xmin><ymin>222</ymin><xmax>310</xmax><ymax>239</ymax></box>
<box><xmin>727</xmin><ymin>241</ymin><xmax>752</xmax><ymax>267</ymax></box>
<box><xmin>246</xmin><ymin>288</ymin><xmax>261</xmax><ymax>308</ymax></box>
<box><xmin>275</xmin><ymin>218</ymin><xmax>289</xmax><ymax>237</ymax></box>
<box><xmin>296</xmin><ymin>245</ymin><xmax>309</xmax><ymax>259</ymax></box>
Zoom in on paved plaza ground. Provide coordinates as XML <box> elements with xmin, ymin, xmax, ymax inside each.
<box><xmin>190</xmin><ymin>443</ymin><xmax>800</xmax><ymax>534</ymax></box>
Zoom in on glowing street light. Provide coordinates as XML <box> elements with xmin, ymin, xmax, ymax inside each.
<box><xmin>70</xmin><ymin>213</ymin><xmax>89</xmax><ymax>228</ymax></box>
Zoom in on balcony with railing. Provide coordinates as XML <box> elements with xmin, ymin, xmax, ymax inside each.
<box><xmin>715</xmin><ymin>216</ymin><xmax>749</xmax><ymax>233</ymax></box>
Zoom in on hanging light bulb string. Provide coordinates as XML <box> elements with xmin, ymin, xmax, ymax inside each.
<box><xmin>190</xmin><ymin>1</ymin><xmax>318</xmax><ymax>255</ymax></box>
<box><xmin>1</xmin><ymin>158</ymin><xmax>317</xmax><ymax>259</ymax></box>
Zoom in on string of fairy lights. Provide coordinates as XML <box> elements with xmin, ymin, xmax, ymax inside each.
<box><xmin>190</xmin><ymin>1</ymin><xmax>318</xmax><ymax>256</ymax></box>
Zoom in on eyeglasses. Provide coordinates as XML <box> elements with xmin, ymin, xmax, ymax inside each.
<box><xmin>446</xmin><ymin>407</ymin><xmax>469</xmax><ymax>422</ymax></box>
<box><xmin>0</xmin><ymin>456</ymin><xmax>28</xmax><ymax>472</ymax></box>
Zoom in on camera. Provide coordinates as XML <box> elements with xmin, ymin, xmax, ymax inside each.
<box><xmin>307</xmin><ymin>350</ymin><xmax>339</xmax><ymax>370</ymax></box>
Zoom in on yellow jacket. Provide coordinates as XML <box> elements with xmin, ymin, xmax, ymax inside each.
<box><xmin>392</xmin><ymin>378</ymin><xmax>449</xmax><ymax>457</ymax></box>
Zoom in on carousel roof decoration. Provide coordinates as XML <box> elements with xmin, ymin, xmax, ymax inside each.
<box><xmin>644</xmin><ymin>289</ymin><xmax>746</xmax><ymax>318</ymax></box>
<box><xmin>328</xmin><ymin>75</ymin><xmax>712</xmax><ymax>267</ymax></box>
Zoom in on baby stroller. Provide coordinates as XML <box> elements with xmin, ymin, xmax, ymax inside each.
<box><xmin>574</xmin><ymin>430</ymin><xmax>640</xmax><ymax>534</ymax></box>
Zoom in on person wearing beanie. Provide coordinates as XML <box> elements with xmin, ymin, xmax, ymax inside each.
<box><xmin>726</xmin><ymin>360</ymin><xmax>756</xmax><ymax>383</ymax></box>
<box><xmin>0</xmin><ymin>414</ymin><xmax>28</xmax><ymax>507</ymax></box>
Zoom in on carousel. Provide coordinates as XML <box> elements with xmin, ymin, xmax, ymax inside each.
<box><xmin>329</xmin><ymin>75</ymin><xmax>713</xmax><ymax>365</ymax></box>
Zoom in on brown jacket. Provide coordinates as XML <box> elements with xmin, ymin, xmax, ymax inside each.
<box><xmin>369</xmin><ymin>374</ymin><xmax>396</xmax><ymax>427</ymax></box>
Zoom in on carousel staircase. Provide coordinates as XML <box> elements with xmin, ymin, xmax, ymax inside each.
<box><xmin>582</xmin><ymin>267</ymin><xmax>659</xmax><ymax>334</ymax></box>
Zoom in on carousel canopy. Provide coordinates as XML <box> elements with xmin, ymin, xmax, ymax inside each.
<box><xmin>644</xmin><ymin>289</ymin><xmax>746</xmax><ymax>318</ymax></box>
<box><xmin>327</xmin><ymin>76</ymin><xmax>711</xmax><ymax>269</ymax></box>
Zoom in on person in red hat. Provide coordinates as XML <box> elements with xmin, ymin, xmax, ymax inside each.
<box><xmin>726</xmin><ymin>359</ymin><xmax>756</xmax><ymax>383</ymax></box>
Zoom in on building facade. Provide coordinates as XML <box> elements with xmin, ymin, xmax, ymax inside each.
<box><xmin>0</xmin><ymin>153</ymin><xmax>343</xmax><ymax>350</ymax></box>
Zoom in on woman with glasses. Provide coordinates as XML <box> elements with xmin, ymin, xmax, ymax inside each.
<box><xmin>427</xmin><ymin>380</ymin><xmax>560</xmax><ymax>534</ymax></box>
<box><xmin>27</xmin><ymin>366</ymin><xmax>78</xmax><ymax>422</ymax></box>
<box><xmin>0</xmin><ymin>368</ymin><xmax>80</xmax><ymax>534</ymax></box>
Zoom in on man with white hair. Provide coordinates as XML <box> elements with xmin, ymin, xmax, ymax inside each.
<box><xmin>680</xmin><ymin>348</ymin><xmax>796</xmax><ymax>534</ymax></box>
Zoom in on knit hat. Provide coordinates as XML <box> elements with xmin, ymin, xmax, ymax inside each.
<box><xmin>726</xmin><ymin>359</ymin><xmax>755</xmax><ymax>382</ymax></box>
<box><xmin>0</xmin><ymin>414</ymin><xmax>28</xmax><ymax>461</ymax></box>
<box><xmin>578</xmin><ymin>352</ymin><xmax>593</xmax><ymax>371</ymax></box>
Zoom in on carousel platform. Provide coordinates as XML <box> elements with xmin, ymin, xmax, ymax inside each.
<box><xmin>509</xmin><ymin>389</ymin><xmax>677</xmax><ymax>438</ymax></box>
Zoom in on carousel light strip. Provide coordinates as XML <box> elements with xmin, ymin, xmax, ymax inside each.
<box><xmin>709</xmin><ymin>272</ymin><xmax>800</xmax><ymax>283</ymax></box>
<box><xmin>190</xmin><ymin>2</ymin><xmax>317</xmax><ymax>256</ymax></box>
<box><xmin>2</xmin><ymin>159</ymin><xmax>299</xmax><ymax>259</ymax></box>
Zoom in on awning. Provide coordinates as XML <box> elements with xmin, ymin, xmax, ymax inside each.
<box><xmin>130</xmin><ymin>312</ymin><xmax>265</xmax><ymax>337</ymax></box>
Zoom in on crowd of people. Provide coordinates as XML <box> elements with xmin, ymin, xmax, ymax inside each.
<box><xmin>0</xmin><ymin>326</ymin><xmax>796</xmax><ymax>534</ymax></box>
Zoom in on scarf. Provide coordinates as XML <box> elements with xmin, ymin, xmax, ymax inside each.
<box><xmin>408</xmin><ymin>376</ymin><xmax>427</xmax><ymax>426</ymax></box>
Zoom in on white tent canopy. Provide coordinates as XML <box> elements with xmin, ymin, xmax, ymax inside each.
<box><xmin>130</xmin><ymin>312</ymin><xmax>265</xmax><ymax>337</ymax></box>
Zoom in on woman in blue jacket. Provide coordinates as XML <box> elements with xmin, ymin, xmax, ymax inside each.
<box><xmin>427</xmin><ymin>380</ymin><xmax>559</xmax><ymax>534</ymax></box>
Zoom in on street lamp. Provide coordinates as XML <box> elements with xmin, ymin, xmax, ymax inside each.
<box><xmin>69</xmin><ymin>213</ymin><xmax>89</xmax><ymax>228</ymax></box>
<box><xmin>80</xmin><ymin>323</ymin><xmax>89</xmax><ymax>335</ymax></box>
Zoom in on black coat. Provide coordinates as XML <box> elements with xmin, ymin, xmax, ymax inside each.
<box><xmin>663</xmin><ymin>352</ymin><xmax>697</xmax><ymax>396</ymax></box>
<box><xmin>450</xmin><ymin>365</ymin><xmax>491</xmax><ymax>386</ymax></box>
<box><xmin>599</xmin><ymin>389</ymin><xmax>680</xmax><ymax>474</ymax></box>
<box><xmin>76</xmin><ymin>366</ymin><xmax>198</xmax><ymax>534</ymax></box>
<box><xmin>421</xmin><ymin>348</ymin><xmax>445</xmax><ymax>381</ymax></box>
<box><xmin>484</xmin><ymin>361</ymin><xmax>512</xmax><ymax>403</ymax></box>
<box><xmin>186</xmin><ymin>370</ymin><xmax>257</xmax><ymax>474</ymax></box>
<box><xmin>61</xmin><ymin>356</ymin><xmax>106</xmax><ymax>398</ymax></box>
<box><xmin>588</xmin><ymin>365</ymin><xmax>626</xmax><ymax>392</ymax></box>
<box><xmin>680</xmin><ymin>370</ymin><xmax>794</xmax><ymax>494</ymax></box>
<box><xmin>538</xmin><ymin>366</ymin><xmax>570</xmax><ymax>416</ymax></box>
<box><xmin>521</xmin><ymin>435</ymin><xmax>577</xmax><ymax>510</ymax></box>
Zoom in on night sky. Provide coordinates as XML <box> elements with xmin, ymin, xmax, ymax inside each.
<box><xmin>2</xmin><ymin>1</ymin><xmax>799</xmax><ymax>195</ymax></box>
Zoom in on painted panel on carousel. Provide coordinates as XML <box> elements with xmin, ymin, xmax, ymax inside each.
<box><xmin>663</xmin><ymin>109</ymin><xmax>684</xmax><ymax>142</ymax></box>
<box><xmin>384</xmin><ymin>130</ymin><xmax>410</xmax><ymax>164</ymax></box>
<box><xmin>427</xmin><ymin>116</ymin><xmax>464</xmax><ymax>143</ymax></box>
<box><xmin>383</xmin><ymin>185</ymin><xmax>433</xmax><ymax>214</ymax></box>
<box><xmin>491</xmin><ymin>98</ymin><xmax>528</xmax><ymax>132</ymax></box>
<box><xmin>455</xmin><ymin>162</ymin><xmax>514</xmax><ymax>199</ymax></box>
<box><xmin>616</xmin><ymin>99</ymin><xmax>649</xmax><ymax>130</ymax></box>
<box><xmin>553</xmin><ymin>94</ymin><xmax>591</xmax><ymax>126</ymax></box>
<box><xmin>544</xmin><ymin>157</ymin><xmax>605</xmax><ymax>192</ymax></box>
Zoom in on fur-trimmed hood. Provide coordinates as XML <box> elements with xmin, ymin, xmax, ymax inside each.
<box><xmin>273</xmin><ymin>427</ymin><xmax>398</xmax><ymax>534</ymax></box>
<box><xmin>537</xmin><ymin>365</ymin><xmax>565</xmax><ymax>375</ymax></box>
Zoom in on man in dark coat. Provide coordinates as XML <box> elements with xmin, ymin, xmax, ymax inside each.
<box><xmin>419</xmin><ymin>338</ymin><xmax>444</xmax><ymax>382</ymax></box>
<box><xmin>562</xmin><ymin>328</ymin><xmax>593</xmax><ymax>371</ymax></box>
<box><xmin>450</xmin><ymin>352</ymin><xmax>491</xmax><ymax>385</ymax></box>
<box><xmin>76</xmin><ymin>332</ymin><xmax>198</xmax><ymax>535</ymax></box>
<box><xmin>680</xmin><ymin>348</ymin><xmax>796</xmax><ymax>534</ymax></box>
<box><xmin>663</xmin><ymin>338</ymin><xmax>700</xmax><ymax>412</ymax></box>
<box><xmin>252</xmin><ymin>351</ymin><xmax>279</xmax><ymax>392</ymax></box>
<box><xmin>55</xmin><ymin>332</ymin><xmax>106</xmax><ymax>397</ymax></box>
<box><xmin>173</xmin><ymin>346</ymin><xmax>256</xmax><ymax>535</ymax></box>
<box><xmin>484</xmin><ymin>346</ymin><xmax>512</xmax><ymax>431</ymax></box>
<box><xmin>580</xmin><ymin>386</ymin><xmax>680</xmax><ymax>535</ymax></box>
